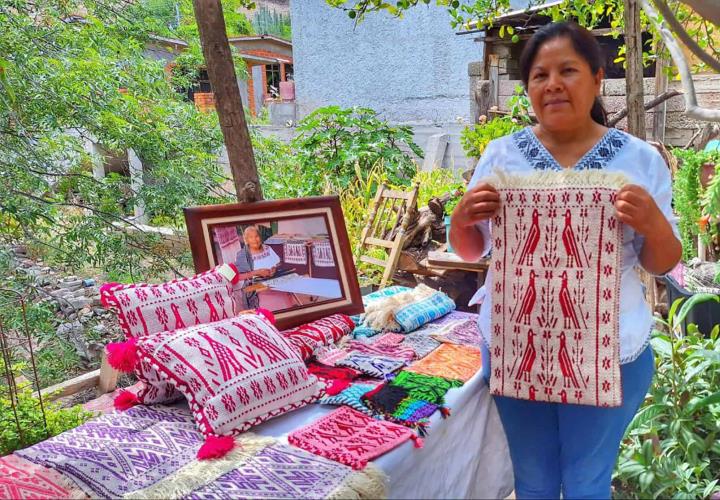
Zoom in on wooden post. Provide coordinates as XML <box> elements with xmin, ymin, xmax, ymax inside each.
<box><xmin>652</xmin><ymin>43</ymin><xmax>668</xmax><ymax>143</ymax></box>
<box><xmin>191</xmin><ymin>0</ymin><xmax>262</xmax><ymax>203</ymax></box>
<box><xmin>623</xmin><ymin>0</ymin><xmax>646</xmax><ymax>140</ymax></box>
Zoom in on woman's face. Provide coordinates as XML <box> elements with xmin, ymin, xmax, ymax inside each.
<box><xmin>244</xmin><ymin>228</ymin><xmax>261</xmax><ymax>251</ymax></box>
<box><xmin>527</xmin><ymin>36</ymin><xmax>603</xmax><ymax>133</ymax></box>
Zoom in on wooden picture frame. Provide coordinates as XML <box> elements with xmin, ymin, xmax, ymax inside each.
<box><xmin>184</xmin><ymin>196</ymin><xmax>364</xmax><ymax>330</ymax></box>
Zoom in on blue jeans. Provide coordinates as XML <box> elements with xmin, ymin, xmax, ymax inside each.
<box><xmin>481</xmin><ymin>344</ymin><xmax>654</xmax><ymax>499</ymax></box>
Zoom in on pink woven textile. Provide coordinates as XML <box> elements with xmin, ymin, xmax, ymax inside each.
<box><xmin>136</xmin><ymin>313</ymin><xmax>321</xmax><ymax>436</ymax></box>
<box><xmin>100</xmin><ymin>265</ymin><xmax>237</xmax><ymax>339</ymax></box>
<box><xmin>346</xmin><ymin>337</ymin><xmax>415</xmax><ymax>362</ymax></box>
<box><xmin>0</xmin><ymin>454</ymin><xmax>85</xmax><ymax>499</ymax></box>
<box><xmin>489</xmin><ymin>174</ymin><xmax>624</xmax><ymax>407</ymax></box>
<box><xmin>288</xmin><ymin>406</ymin><xmax>413</xmax><ymax>470</ymax></box>
<box><xmin>280</xmin><ymin>314</ymin><xmax>355</xmax><ymax>360</ymax></box>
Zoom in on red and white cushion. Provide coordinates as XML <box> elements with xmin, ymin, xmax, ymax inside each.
<box><xmin>135</xmin><ymin>313</ymin><xmax>321</xmax><ymax>436</ymax></box>
<box><xmin>280</xmin><ymin>314</ymin><xmax>355</xmax><ymax>360</ymax></box>
<box><xmin>100</xmin><ymin>264</ymin><xmax>238</xmax><ymax>339</ymax></box>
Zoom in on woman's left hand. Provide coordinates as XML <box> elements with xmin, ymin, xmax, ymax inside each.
<box><xmin>614</xmin><ymin>184</ymin><xmax>664</xmax><ymax>237</ymax></box>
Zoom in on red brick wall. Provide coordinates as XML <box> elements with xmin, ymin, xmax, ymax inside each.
<box><xmin>193</xmin><ymin>92</ymin><xmax>215</xmax><ymax>113</ymax></box>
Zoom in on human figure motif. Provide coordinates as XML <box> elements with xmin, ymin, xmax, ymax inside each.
<box><xmin>234</xmin><ymin>225</ymin><xmax>281</xmax><ymax>310</ymax></box>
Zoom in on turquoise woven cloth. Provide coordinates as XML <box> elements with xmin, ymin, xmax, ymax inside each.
<box><xmin>318</xmin><ymin>382</ymin><xmax>378</xmax><ymax>415</ymax></box>
<box><xmin>351</xmin><ymin>286</ymin><xmax>411</xmax><ymax>338</ymax></box>
<box><xmin>394</xmin><ymin>291</ymin><xmax>456</xmax><ymax>332</ymax></box>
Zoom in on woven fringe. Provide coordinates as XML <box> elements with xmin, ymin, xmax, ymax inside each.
<box><xmin>123</xmin><ymin>434</ymin><xmax>275</xmax><ymax>499</ymax></box>
<box><xmin>363</xmin><ymin>284</ymin><xmax>436</xmax><ymax>332</ymax></box>
<box><xmin>327</xmin><ymin>463</ymin><xmax>389</xmax><ymax>500</ymax></box>
<box><xmin>486</xmin><ymin>168</ymin><xmax>629</xmax><ymax>190</ymax></box>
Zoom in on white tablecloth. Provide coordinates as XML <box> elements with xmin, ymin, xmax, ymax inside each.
<box><xmin>253</xmin><ymin>370</ymin><xmax>514</xmax><ymax>499</ymax></box>
<box><xmin>268</xmin><ymin>276</ymin><xmax>342</xmax><ymax>299</ymax></box>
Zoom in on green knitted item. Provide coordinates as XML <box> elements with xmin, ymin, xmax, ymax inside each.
<box><xmin>390</xmin><ymin>370</ymin><xmax>463</xmax><ymax>406</ymax></box>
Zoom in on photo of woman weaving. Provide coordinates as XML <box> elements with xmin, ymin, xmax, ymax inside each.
<box><xmin>450</xmin><ymin>21</ymin><xmax>682</xmax><ymax>500</ymax></box>
<box><xmin>210</xmin><ymin>217</ymin><xmax>344</xmax><ymax>314</ymax></box>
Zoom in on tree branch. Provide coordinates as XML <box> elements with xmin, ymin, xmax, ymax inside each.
<box><xmin>607</xmin><ymin>89</ymin><xmax>682</xmax><ymax>127</ymax></box>
<box><xmin>642</xmin><ymin>0</ymin><xmax>720</xmax><ymax>122</ymax></box>
<box><xmin>678</xmin><ymin>0</ymin><xmax>720</xmax><ymax>26</ymax></box>
<box><xmin>654</xmin><ymin>0</ymin><xmax>720</xmax><ymax>73</ymax></box>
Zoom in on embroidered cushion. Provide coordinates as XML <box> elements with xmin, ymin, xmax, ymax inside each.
<box><xmin>280</xmin><ymin>314</ymin><xmax>355</xmax><ymax>360</ymax></box>
<box><xmin>134</xmin><ymin>313</ymin><xmax>321</xmax><ymax>436</ymax></box>
<box><xmin>100</xmin><ymin>264</ymin><xmax>238</xmax><ymax>339</ymax></box>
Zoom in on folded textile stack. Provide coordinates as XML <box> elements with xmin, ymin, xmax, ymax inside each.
<box><xmin>353</xmin><ymin>285</ymin><xmax>456</xmax><ymax>338</ymax></box>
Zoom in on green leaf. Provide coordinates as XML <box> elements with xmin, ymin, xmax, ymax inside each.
<box><xmin>674</xmin><ymin>294</ymin><xmax>720</xmax><ymax>331</ymax></box>
<box><xmin>687</xmin><ymin>391</ymin><xmax>720</xmax><ymax>413</ymax></box>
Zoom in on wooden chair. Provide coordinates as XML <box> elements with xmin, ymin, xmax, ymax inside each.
<box><xmin>357</xmin><ymin>183</ymin><xmax>420</xmax><ymax>288</ymax></box>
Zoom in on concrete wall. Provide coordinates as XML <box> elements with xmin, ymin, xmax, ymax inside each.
<box><xmin>290</xmin><ymin>1</ymin><xmax>482</xmax><ymax>124</ymax></box>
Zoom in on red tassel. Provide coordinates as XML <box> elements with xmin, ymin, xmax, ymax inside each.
<box><xmin>106</xmin><ymin>338</ymin><xmax>138</xmax><ymax>373</ymax></box>
<box><xmin>113</xmin><ymin>390</ymin><xmax>140</xmax><ymax>411</ymax></box>
<box><xmin>197</xmin><ymin>435</ymin><xmax>236</xmax><ymax>460</ymax></box>
<box><xmin>325</xmin><ymin>379</ymin><xmax>351</xmax><ymax>396</ymax></box>
<box><xmin>440</xmin><ymin>406</ymin><xmax>451</xmax><ymax>418</ymax></box>
<box><xmin>255</xmin><ymin>308</ymin><xmax>276</xmax><ymax>325</ymax></box>
<box><xmin>411</xmin><ymin>434</ymin><xmax>424</xmax><ymax>449</ymax></box>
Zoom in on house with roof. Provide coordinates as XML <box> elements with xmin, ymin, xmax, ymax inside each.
<box><xmin>147</xmin><ymin>33</ymin><xmax>294</xmax><ymax>117</ymax></box>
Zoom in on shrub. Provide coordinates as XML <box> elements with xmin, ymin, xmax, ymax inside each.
<box><xmin>614</xmin><ymin>294</ymin><xmax>720</xmax><ymax>498</ymax></box>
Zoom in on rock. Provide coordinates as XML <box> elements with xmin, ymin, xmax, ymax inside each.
<box><xmin>93</xmin><ymin>307</ymin><xmax>106</xmax><ymax>316</ymax></box>
<box><xmin>56</xmin><ymin>320</ymin><xmax>94</xmax><ymax>362</ymax></box>
<box><xmin>13</xmin><ymin>245</ymin><xmax>28</xmax><ymax>255</ymax></box>
<box><xmin>92</xmin><ymin>324</ymin><xmax>107</xmax><ymax>336</ymax></box>
<box><xmin>59</xmin><ymin>279</ymin><xmax>83</xmax><ymax>291</ymax></box>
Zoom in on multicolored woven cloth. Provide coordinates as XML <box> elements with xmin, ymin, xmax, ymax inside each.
<box><xmin>406</xmin><ymin>343</ymin><xmax>482</xmax><ymax>383</ymax></box>
<box><xmin>431</xmin><ymin>318</ymin><xmax>484</xmax><ymax>349</ymax></box>
<box><xmin>346</xmin><ymin>339</ymin><xmax>416</xmax><ymax>362</ymax></box>
<box><xmin>307</xmin><ymin>362</ymin><xmax>361</xmax><ymax>395</ymax></box>
<box><xmin>361</xmin><ymin>383</ymin><xmax>439</xmax><ymax>430</ymax></box>
<box><xmin>335</xmin><ymin>352</ymin><xmax>407</xmax><ymax>379</ymax></box>
<box><xmin>393</xmin><ymin>291</ymin><xmax>456</xmax><ymax>332</ymax></box>
<box><xmin>288</xmin><ymin>406</ymin><xmax>414</xmax><ymax>470</ymax></box>
<box><xmin>14</xmin><ymin>405</ymin><xmax>387</xmax><ymax>499</ymax></box>
<box><xmin>390</xmin><ymin>370</ymin><xmax>463</xmax><ymax>406</ymax></box>
<box><xmin>401</xmin><ymin>330</ymin><xmax>442</xmax><ymax>359</ymax></box>
<box><xmin>318</xmin><ymin>381</ymin><xmax>380</xmax><ymax>416</ymax></box>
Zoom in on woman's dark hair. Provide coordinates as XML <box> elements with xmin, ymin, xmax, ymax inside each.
<box><xmin>519</xmin><ymin>21</ymin><xmax>608</xmax><ymax>126</ymax></box>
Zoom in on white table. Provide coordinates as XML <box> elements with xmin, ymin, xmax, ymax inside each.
<box><xmin>253</xmin><ymin>370</ymin><xmax>514</xmax><ymax>499</ymax></box>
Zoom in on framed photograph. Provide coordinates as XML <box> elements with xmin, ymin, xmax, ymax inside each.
<box><xmin>184</xmin><ymin>196</ymin><xmax>364</xmax><ymax>330</ymax></box>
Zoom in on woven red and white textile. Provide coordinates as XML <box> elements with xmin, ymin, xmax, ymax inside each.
<box><xmin>488</xmin><ymin>171</ymin><xmax>626</xmax><ymax>407</ymax></box>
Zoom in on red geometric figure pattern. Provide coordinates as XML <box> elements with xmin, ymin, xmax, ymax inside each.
<box><xmin>134</xmin><ymin>312</ymin><xmax>321</xmax><ymax>437</ymax></box>
<box><xmin>490</xmin><ymin>176</ymin><xmax>623</xmax><ymax>407</ymax></box>
<box><xmin>100</xmin><ymin>265</ymin><xmax>237</xmax><ymax>340</ymax></box>
<box><xmin>0</xmin><ymin>455</ymin><xmax>80</xmax><ymax>499</ymax></box>
<box><xmin>280</xmin><ymin>314</ymin><xmax>355</xmax><ymax>360</ymax></box>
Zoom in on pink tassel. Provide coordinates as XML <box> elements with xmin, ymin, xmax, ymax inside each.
<box><xmin>113</xmin><ymin>390</ymin><xmax>140</xmax><ymax>411</ymax></box>
<box><xmin>440</xmin><ymin>406</ymin><xmax>451</xmax><ymax>418</ymax></box>
<box><xmin>197</xmin><ymin>435</ymin><xmax>236</xmax><ymax>460</ymax></box>
<box><xmin>255</xmin><ymin>308</ymin><xmax>276</xmax><ymax>325</ymax></box>
<box><xmin>325</xmin><ymin>379</ymin><xmax>351</xmax><ymax>396</ymax></box>
<box><xmin>106</xmin><ymin>338</ymin><xmax>138</xmax><ymax>372</ymax></box>
<box><xmin>411</xmin><ymin>434</ymin><xmax>424</xmax><ymax>449</ymax></box>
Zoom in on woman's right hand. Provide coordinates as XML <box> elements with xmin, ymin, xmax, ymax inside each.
<box><xmin>452</xmin><ymin>182</ymin><xmax>500</xmax><ymax>228</ymax></box>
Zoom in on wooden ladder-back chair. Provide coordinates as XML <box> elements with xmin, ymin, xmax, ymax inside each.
<box><xmin>358</xmin><ymin>183</ymin><xmax>420</xmax><ymax>289</ymax></box>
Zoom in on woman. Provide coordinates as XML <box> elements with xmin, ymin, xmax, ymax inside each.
<box><xmin>234</xmin><ymin>225</ymin><xmax>280</xmax><ymax>309</ymax></box>
<box><xmin>450</xmin><ymin>22</ymin><xmax>681</xmax><ymax>498</ymax></box>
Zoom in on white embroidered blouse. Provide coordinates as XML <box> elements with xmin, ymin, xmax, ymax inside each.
<box><xmin>251</xmin><ymin>245</ymin><xmax>281</xmax><ymax>271</ymax></box>
<box><xmin>469</xmin><ymin>127</ymin><xmax>679</xmax><ymax>364</ymax></box>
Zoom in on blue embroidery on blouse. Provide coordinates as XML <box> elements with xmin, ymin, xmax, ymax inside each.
<box><xmin>512</xmin><ymin>127</ymin><xmax>628</xmax><ymax>171</ymax></box>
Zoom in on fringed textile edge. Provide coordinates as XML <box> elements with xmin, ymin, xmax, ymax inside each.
<box><xmin>326</xmin><ymin>463</ymin><xmax>389</xmax><ymax>500</ymax></box>
<box><xmin>485</xmin><ymin>168</ymin><xmax>629</xmax><ymax>190</ymax></box>
<box><xmin>123</xmin><ymin>434</ymin><xmax>275</xmax><ymax>499</ymax></box>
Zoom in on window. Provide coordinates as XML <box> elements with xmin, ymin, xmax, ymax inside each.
<box><xmin>265</xmin><ymin>64</ymin><xmax>281</xmax><ymax>98</ymax></box>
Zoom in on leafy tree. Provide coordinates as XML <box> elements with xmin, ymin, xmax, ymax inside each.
<box><xmin>0</xmin><ymin>0</ymin><xmax>234</xmax><ymax>281</ymax></box>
